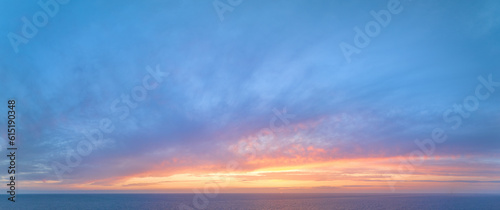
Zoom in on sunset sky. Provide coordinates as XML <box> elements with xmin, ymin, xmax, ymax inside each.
<box><xmin>1</xmin><ymin>0</ymin><xmax>500</xmax><ymax>194</ymax></box>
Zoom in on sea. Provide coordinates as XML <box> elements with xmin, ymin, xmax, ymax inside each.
<box><xmin>1</xmin><ymin>193</ymin><xmax>499</xmax><ymax>210</ymax></box>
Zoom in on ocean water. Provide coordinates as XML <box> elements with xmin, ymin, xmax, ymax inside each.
<box><xmin>1</xmin><ymin>193</ymin><xmax>499</xmax><ymax>210</ymax></box>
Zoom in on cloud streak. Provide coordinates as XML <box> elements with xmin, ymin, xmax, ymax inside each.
<box><xmin>0</xmin><ymin>0</ymin><xmax>499</xmax><ymax>193</ymax></box>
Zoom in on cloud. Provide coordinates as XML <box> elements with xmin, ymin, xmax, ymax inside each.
<box><xmin>0</xmin><ymin>0</ymin><xmax>499</xmax><ymax>193</ymax></box>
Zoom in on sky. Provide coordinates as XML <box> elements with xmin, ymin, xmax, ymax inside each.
<box><xmin>0</xmin><ymin>0</ymin><xmax>499</xmax><ymax>194</ymax></box>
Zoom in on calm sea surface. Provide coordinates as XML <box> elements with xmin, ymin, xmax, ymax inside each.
<box><xmin>1</xmin><ymin>193</ymin><xmax>499</xmax><ymax>210</ymax></box>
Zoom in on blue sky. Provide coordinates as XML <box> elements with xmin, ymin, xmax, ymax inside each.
<box><xmin>0</xmin><ymin>0</ymin><xmax>499</xmax><ymax>193</ymax></box>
